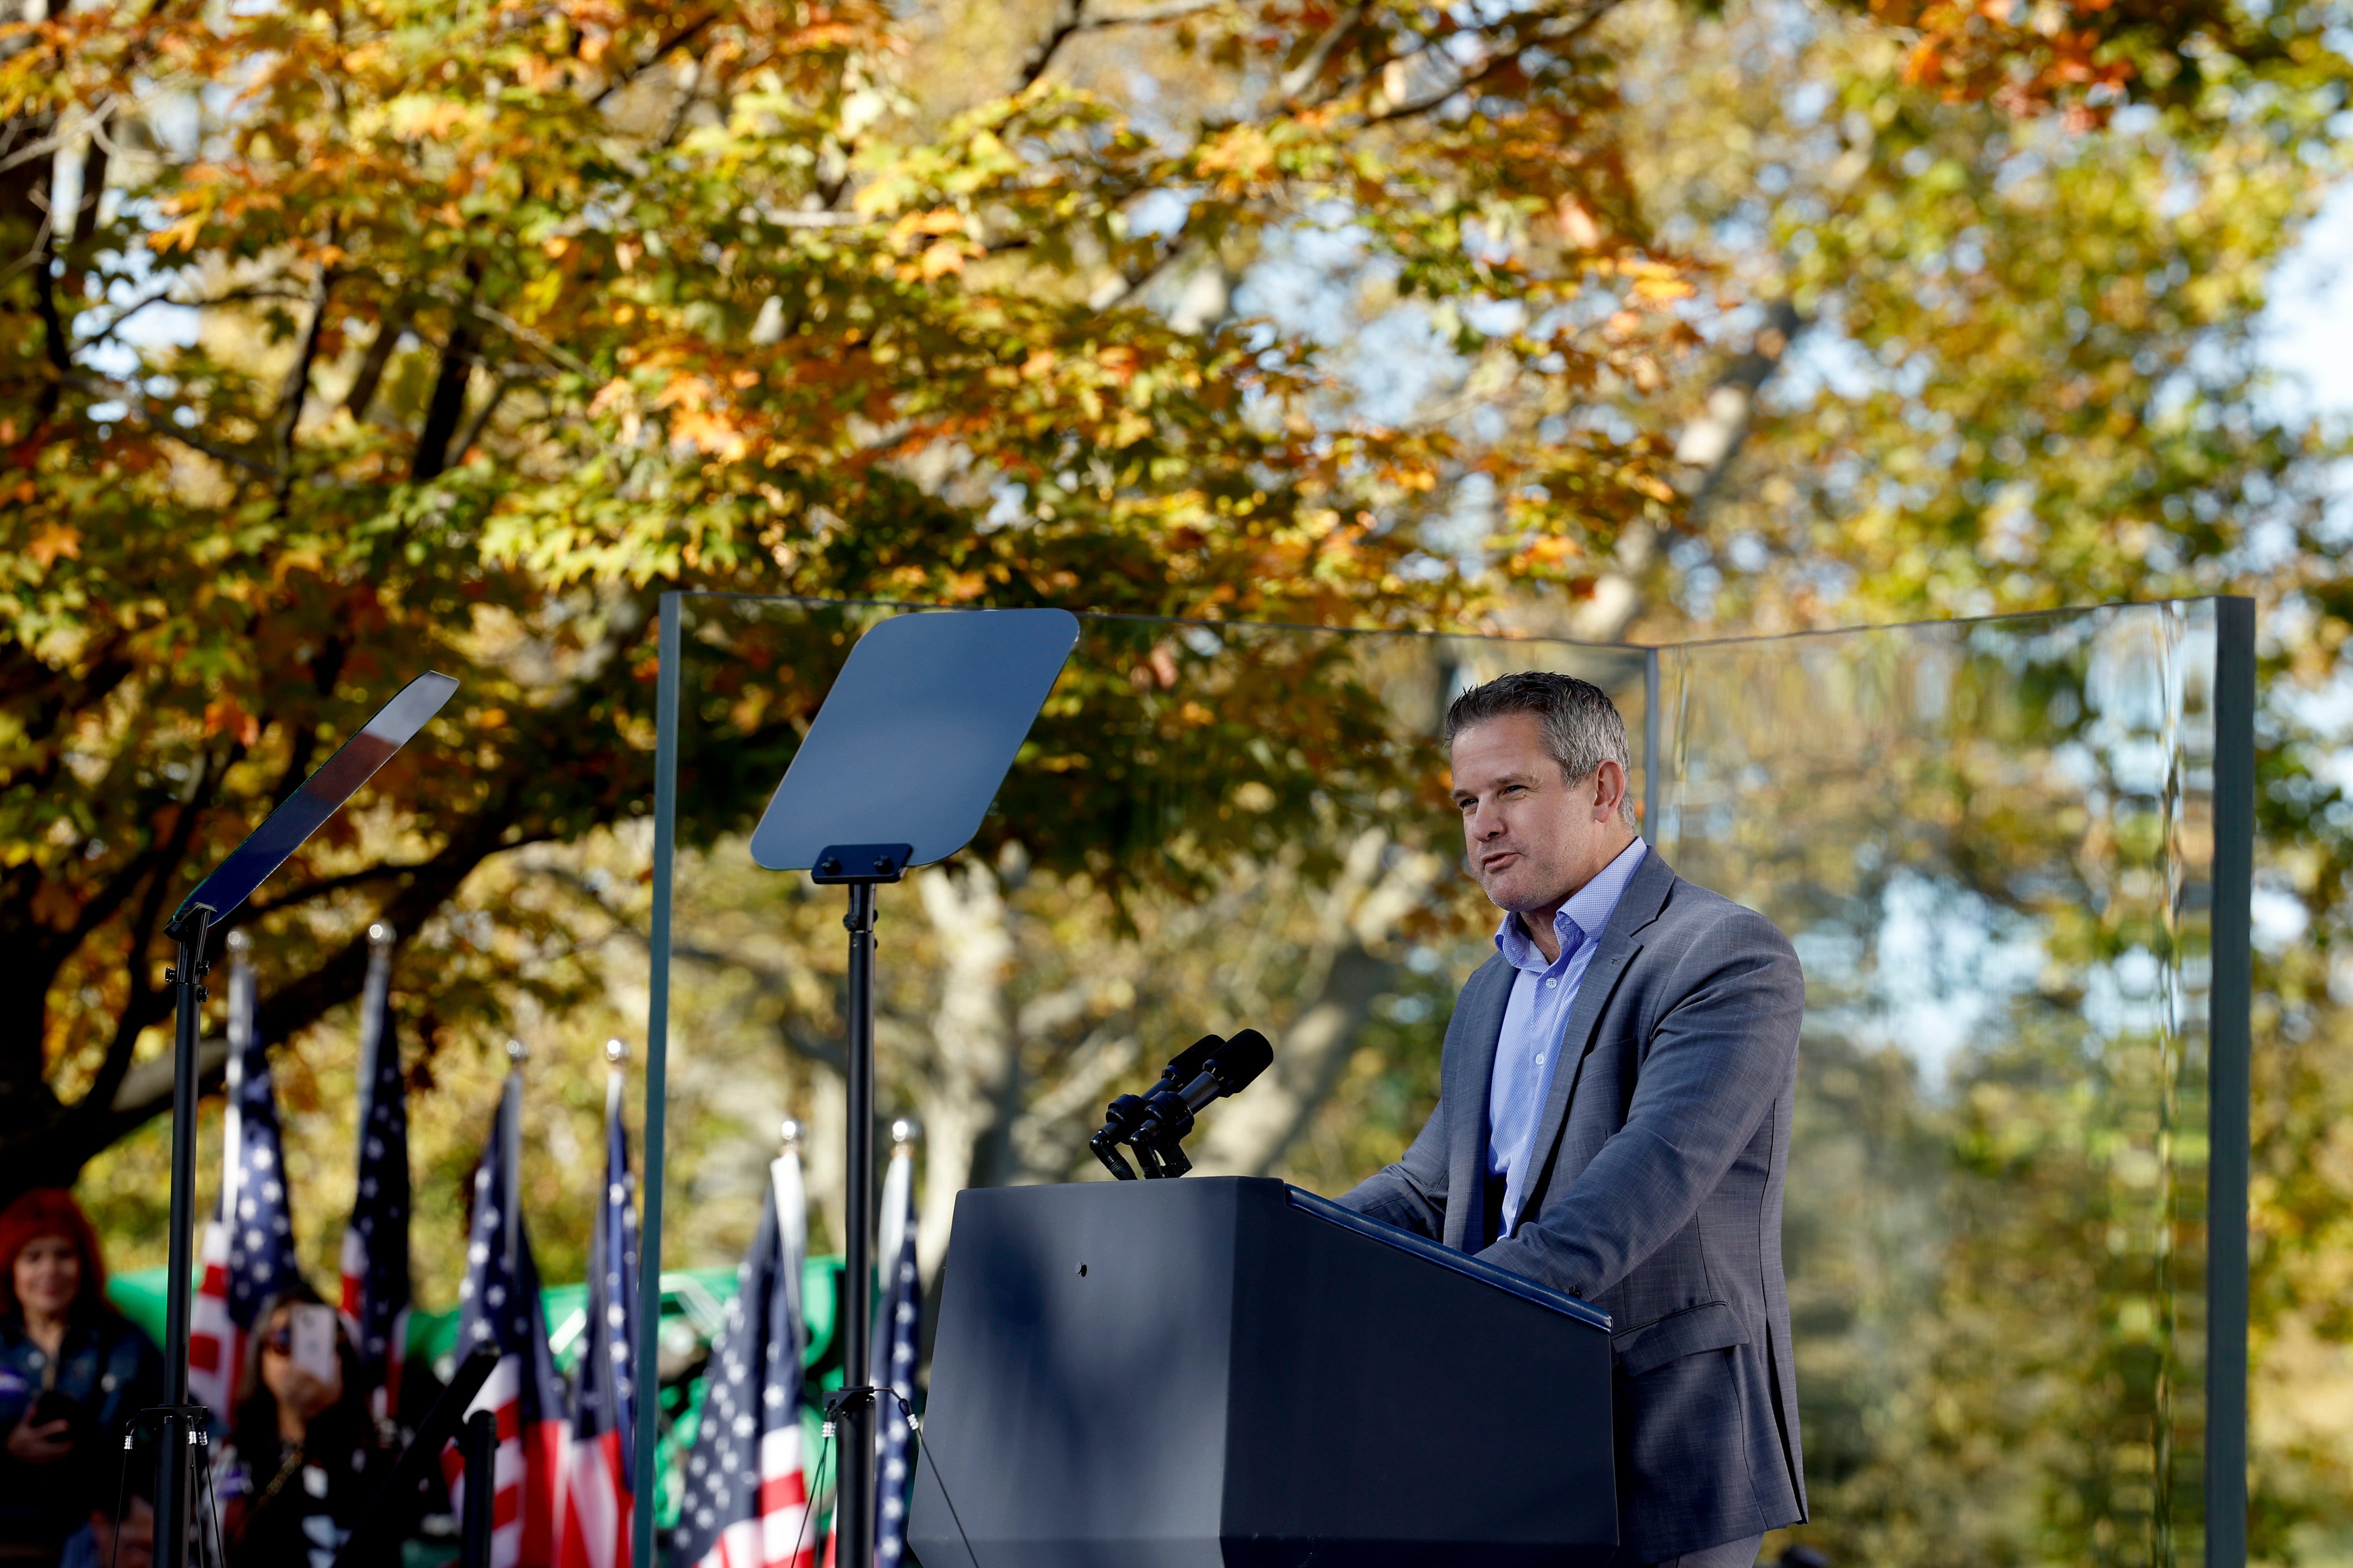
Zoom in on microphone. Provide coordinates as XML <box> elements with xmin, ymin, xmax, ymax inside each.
<box><xmin>1176</xmin><ymin>1028</ymin><xmax>1274</xmax><ymax>1113</ymax></box>
<box><xmin>1090</xmin><ymin>1034</ymin><xmax>1223</xmax><ymax>1181</ymax></box>
<box><xmin>1130</xmin><ymin>1030</ymin><xmax>1274</xmax><ymax>1179</ymax></box>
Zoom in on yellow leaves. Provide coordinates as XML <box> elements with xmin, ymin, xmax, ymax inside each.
<box><xmin>385</xmin><ymin>93</ymin><xmax>474</xmax><ymax>142</ymax></box>
<box><xmin>899</xmin><ymin>208</ymin><xmax>966</xmax><ymax>237</ymax></box>
<box><xmin>151</xmin><ymin>212</ymin><xmax>207</xmax><ymax>254</ymax></box>
<box><xmin>872</xmin><ymin>207</ymin><xmax>975</xmax><ymax>280</ymax></box>
<box><xmin>270</xmin><ymin>546</ymin><xmax>326</xmax><ymax>585</ymax></box>
<box><xmin>1630</xmin><ymin>272</ymin><xmax>1696</xmax><ymax>304</ymax></box>
<box><xmin>1518</xmin><ymin>535</ymin><xmax>1584</xmax><ymax>566</ymax></box>
<box><xmin>26</xmin><ymin>525</ymin><xmax>79</xmax><ymax>569</ymax></box>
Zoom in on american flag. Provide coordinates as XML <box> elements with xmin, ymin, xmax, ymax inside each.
<box><xmin>672</xmin><ymin>1129</ymin><xmax>819</xmax><ymax>1568</ymax></box>
<box><xmin>339</xmin><ymin>924</ymin><xmax>412</xmax><ymax>1427</ymax></box>
<box><xmin>188</xmin><ymin>933</ymin><xmax>304</xmax><ymax>1426</ymax></box>
<box><xmin>869</xmin><ymin>1130</ymin><xmax>921</xmax><ymax>1568</ymax></box>
<box><xmin>445</xmin><ymin>1064</ymin><xmax>567</xmax><ymax>1568</ymax></box>
<box><xmin>557</xmin><ymin>1046</ymin><xmax>640</xmax><ymax>1568</ymax></box>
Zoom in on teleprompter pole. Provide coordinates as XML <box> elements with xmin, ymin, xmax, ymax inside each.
<box><xmin>838</xmin><ymin>879</ymin><xmax>880</xmax><ymax>1568</ymax></box>
<box><xmin>158</xmin><ymin>904</ymin><xmax>214</xmax><ymax>1568</ymax></box>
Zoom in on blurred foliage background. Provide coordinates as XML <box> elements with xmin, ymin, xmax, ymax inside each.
<box><xmin>6</xmin><ymin>0</ymin><xmax>2353</xmax><ymax>1554</ymax></box>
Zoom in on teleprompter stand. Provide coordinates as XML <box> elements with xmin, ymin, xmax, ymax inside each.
<box><xmin>749</xmin><ymin>609</ymin><xmax>1078</xmax><ymax>1568</ymax></box>
<box><xmin>152</xmin><ymin>673</ymin><xmax>457</xmax><ymax>1568</ymax></box>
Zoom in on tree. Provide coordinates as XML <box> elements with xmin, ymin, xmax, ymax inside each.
<box><xmin>0</xmin><ymin>0</ymin><xmax>1720</xmax><ymax>1201</ymax></box>
<box><xmin>10</xmin><ymin>0</ymin><xmax>2353</xmax><ymax>1556</ymax></box>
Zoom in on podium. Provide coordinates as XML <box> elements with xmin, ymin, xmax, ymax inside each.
<box><xmin>908</xmin><ymin>1178</ymin><xmax>1618</xmax><ymax>1568</ymax></box>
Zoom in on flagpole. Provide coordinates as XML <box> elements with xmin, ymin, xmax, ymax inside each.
<box><xmin>157</xmin><ymin>902</ymin><xmax>214</xmax><ymax>1568</ymax></box>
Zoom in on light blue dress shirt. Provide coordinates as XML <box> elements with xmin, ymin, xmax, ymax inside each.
<box><xmin>1486</xmin><ymin>836</ymin><xmax>1648</xmax><ymax>1238</ymax></box>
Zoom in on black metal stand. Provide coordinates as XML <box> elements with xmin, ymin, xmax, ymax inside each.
<box><xmin>156</xmin><ymin>905</ymin><xmax>214</xmax><ymax>1568</ymax></box>
<box><xmin>460</xmin><ymin>1408</ymin><xmax>497</xmax><ymax>1568</ymax></box>
<box><xmin>328</xmin><ymin>1345</ymin><xmax>498</xmax><ymax>1568</ymax></box>
<box><xmin>812</xmin><ymin>842</ymin><xmax>907</xmax><ymax>1568</ymax></box>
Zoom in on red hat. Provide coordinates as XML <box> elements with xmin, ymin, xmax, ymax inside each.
<box><xmin>0</xmin><ymin>1189</ymin><xmax>108</xmax><ymax>1319</ymax></box>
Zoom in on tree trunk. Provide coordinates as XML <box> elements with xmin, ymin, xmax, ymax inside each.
<box><xmin>1193</xmin><ymin>832</ymin><xmax>1446</xmax><ymax>1176</ymax></box>
<box><xmin>412</xmin><ymin>267</ymin><xmax>484</xmax><ymax>479</ymax></box>
<box><xmin>911</xmin><ymin>862</ymin><xmax>1014</xmax><ymax>1283</ymax></box>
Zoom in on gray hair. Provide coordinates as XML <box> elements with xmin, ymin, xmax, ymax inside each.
<box><xmin>1444</xmin><ymin>671</ymin><xmax>1636</xmax><ymax>827</ymax></box>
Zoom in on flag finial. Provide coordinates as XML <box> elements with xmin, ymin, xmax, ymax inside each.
<box><xmin>506</xmin><ymin>1037</ymin><xmax>528</xmax><ymax>1064</ymax></box>
<box><xmin>890</xmin><ymin>1118</ymin><xmax>920</xmax><ymax>1150</ymax></box>
<box><xmin>368</xmin><ymin>921</ymin><xmax>394</xmax><ymax>947</ymax></box>
<box><xmin>779</xmin><ymin>1118</ymin><xmax>802</xmax><ymax>1153</ymax></box>
<box><xmin>604</xmin><ymin>1037</ymin><xmax>628</xmax><ymax>1064</ymax></box>
<box><xmin>225</xmin><ymin>928</ymin><xmax>252</xmax><ymax>955</ymax></box>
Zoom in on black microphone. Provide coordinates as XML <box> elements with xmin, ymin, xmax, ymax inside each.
<box><xmin>1090</xmin><ymin>1034</ymin><xmax>1224</xmax><ymax>1181</ymax></box>
<box><xmin>1175</xmin><ymin>1028</ymin><xmax>1274</xmax><ymax>1112</ymax></box>
<box><xmin>1131</xmin><ymin>1029</ymin><xmax>1274</xmax><ymax>1179</ymax></box>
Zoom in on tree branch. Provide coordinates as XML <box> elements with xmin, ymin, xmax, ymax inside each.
<box><xmin>273</xmin><ymin>240</ymin><xmax>336</xmax><ymax>507</ymax></box>
<box><xmin>590</xmin><ymin>12</ymin><xmax>717</xmax><ymax>107</ymax></box>
<box><xmin>1075</xmin><ymin>0</ymin><xmax>1228</xmax><ymax>29</ymax></box>
<box><xmin>66</xmin><ymin>746</ymin><xmax>229</xmax><ymax>1147</ymax></box>
<box><xmin>1018</xmin><ymin>0</ymin><xmax>1088</xmax><ymax>89</ymax></box>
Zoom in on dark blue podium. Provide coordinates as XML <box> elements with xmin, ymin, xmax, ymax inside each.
<box><xmin>908</xmin><ymin>1177</ymin><xmax>1617</xmax><ymax>1568</ymax></box>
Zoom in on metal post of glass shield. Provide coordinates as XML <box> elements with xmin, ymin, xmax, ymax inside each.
<box><xmin>838</xmin><ymin>881</ymin><xmax>879</xmax><ymax>1568</ymax></box>
<box><xmin>158</xmin><ymin>904</ymin><xmax>214</xmax><ymax>1568</ymax></box>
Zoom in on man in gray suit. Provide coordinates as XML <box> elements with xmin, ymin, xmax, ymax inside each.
<box><xmin>1339</xmin><ymin>672</ymin><xmax>1806</xmax><ymax>1568</ymax></box>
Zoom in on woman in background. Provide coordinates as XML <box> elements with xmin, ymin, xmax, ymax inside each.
<box><xmin>0</xmin><ymin>1189</ymin><xmax>164</xmax><ymax>1568</ymax></box>
<box><xmin>214</xmin><ymin>1285</ymin><xmax>390</xmax><ymax>1568</ymax></box>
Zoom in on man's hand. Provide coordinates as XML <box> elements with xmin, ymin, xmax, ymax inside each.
<box><xmin>93</xmin><ymin>1496</ymin><xmax>156</xmax><ymax>1568</ymax></box>
<box><xmin>4</xmin><ymin>1412</ymin><xmax>74</xmax><ymax>1464</ymax></box>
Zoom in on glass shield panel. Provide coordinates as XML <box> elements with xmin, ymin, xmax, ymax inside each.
<box><xmin>1655</xmin><ymin>602</ymin><xmax>2224</xmax><ymax>1568</ymax></box>
<box><xmin>644</xmin><ymin>592</ymin><xmax>1645</xmax><ymax>1530</ymax></box>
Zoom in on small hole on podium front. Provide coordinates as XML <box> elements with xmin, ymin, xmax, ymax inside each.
<box><xmin>1076</xmin><ymin>1263</ymin><xmax>1088</xmax><ymax>1277</ymax></box>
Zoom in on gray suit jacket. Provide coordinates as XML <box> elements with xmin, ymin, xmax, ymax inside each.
<box><xmin>1339</xmin><ymin>848</ymin><xmax>1806</xmax><ymax>1563</ymax></box>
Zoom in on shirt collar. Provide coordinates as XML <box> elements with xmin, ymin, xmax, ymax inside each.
<box><xmin>1493</xmin><ymin>837</ymin><xmax>1648</xmax><ymax>974</ymax></box>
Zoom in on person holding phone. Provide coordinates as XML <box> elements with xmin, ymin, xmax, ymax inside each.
<box><xmin>0</xmin><ymin>1189</ymin><xmax>165</xmax><ymax>1568</ymax></box>
<box><xmin>215</xmin><ymin>1286</ymin><xmax>392</xmax><ymax>1568</ymax></box>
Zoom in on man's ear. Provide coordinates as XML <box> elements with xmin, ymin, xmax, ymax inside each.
<box><xmin>1592</xmin><ymin>758</ymin><xmax>1630</xmax><ymax>822</ymax></box>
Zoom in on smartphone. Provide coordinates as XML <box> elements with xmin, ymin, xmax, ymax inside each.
<box><xmin>288</xmin><ymin>1302</ymin><xmax>341</xmax><ymax>1385</ymax></box>
<box><xmin>28</xmin><ymin>1390</ymin><xmax>80</xmax><ymax>1429</ymax></box>
<box><xmin>26</xmin><ymin>1389</ymin><xmax>89</xmax><ymax>1452</ymax></box>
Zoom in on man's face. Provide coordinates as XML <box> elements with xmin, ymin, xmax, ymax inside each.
<box><xmin>1450</xmin><ymin>712</ymin><xmax>1622</xmax><ymax>915</ymax></box>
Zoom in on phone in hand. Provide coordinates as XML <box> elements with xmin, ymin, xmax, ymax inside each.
<box><xmin>287</xmin><ymin>1303</ymin><xmax>341</xmax><ymax>1386</ymax></box>
<box><xmin>28</xmin><ymin>1390</ymin><xmax>80</xmax><ymax>1430</ymax></box>
<box><xmin>25</xmin><ymin>1389</ymin><xmax>88</xmax><ymax>1454</ymax></box>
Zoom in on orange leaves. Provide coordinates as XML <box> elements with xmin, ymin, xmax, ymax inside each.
<box><xmin>203</xmin><ymin>695</ymin><xmax>262</xmax><ymax>749</ymax></box>
<box><xmin>26</xmin><ymin>526</ymin><xmax>80</xmax><ymax>570</ymax></box>
<box><xmin>1192</xmin><ymin>123</ymin><xmax>1285</xmax><ymax>198</ymax></box>
<box><xmin>878</xmin><ymin>207</ymin><xmax>978</xmax><ymax>281</ymax></box>
<box><xmin>1842</xmin><ymin>0</ymin><xmax>2212</xmax><ymax>118</ymax></box>
<box><xmin>918</xmin><ymin>241</ymin><xmax>966</xmax><ymax>280</ymax></box>
<box><xmin>654</xmin><ymin>374</ymin><xmax>750</xmax><ymax>460</ymax></box>
<box><xmin>1554</xmin><ymin>196</ymin><xmax>1604</xmax><ymax>251</ymax></box>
